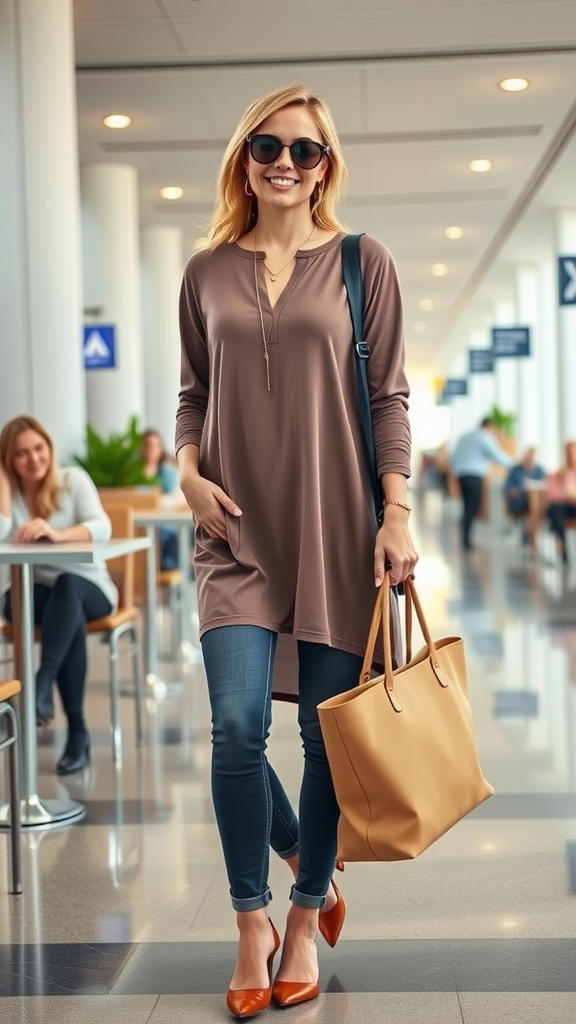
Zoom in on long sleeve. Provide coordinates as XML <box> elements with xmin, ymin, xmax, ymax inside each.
<box><xmin>361</xmin><ymin>237</ymin><xmax>411</xmax><ymax>479</ymax></box>
<box><xmin>0</xmin><ymin>512</ymin><xmax>12</xmax><ymax>542</ymax></box>
<box><xmin>481</xmin><ymin>433</ymin><xmax>514</xmax><ymax>468</ymax></box>
<box><xmin>175</xmin><ymin>254</ymin><xmax>210</xmax><ymax>454</ymax></box>
<box><xmin>67</xmin><ymin>467</ymin><xmax>112</xmax><ymax>541</ymax></box>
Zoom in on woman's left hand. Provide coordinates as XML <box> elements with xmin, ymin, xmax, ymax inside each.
<box><xmin>14</xmin><ymin>519</ymin><xmax>62</xmax><ymax>544</ymax></box>
<box><xmin>374</xmin><ymin>510</ymin><xmax>418</xmax><ymax>588</ymax></box>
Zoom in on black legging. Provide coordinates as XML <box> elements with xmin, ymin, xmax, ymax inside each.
<box><xmin>3</xmin><ymin>573</ymin><xmax>112</xmax><ymax>727</ymax></box>
<box><xmin>548</xmin><ymin>502</ymin><xmax>576</xmax><ymax>559</ymax></box>
<box><xmin>457</xmin><ymin>474</ymin><xmax>483</xmax><ymax>550</ymax></box>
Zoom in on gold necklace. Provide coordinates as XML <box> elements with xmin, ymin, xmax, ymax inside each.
<box><xmin>258</xmin><ymin>226</ymin><xmax>316</xmax><ymax>281</ymax></box>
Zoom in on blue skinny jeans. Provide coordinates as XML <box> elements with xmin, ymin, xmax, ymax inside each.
<box><xmin>201</xmin><ymin>625</ymin><xmax>362</xmax><ymax>912</ymax></box>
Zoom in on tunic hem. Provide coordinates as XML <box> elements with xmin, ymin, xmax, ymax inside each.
<box><xmin>198</xmin><ymin>613</ymin><xmax>368</xmax><ymax>658</ymax></box>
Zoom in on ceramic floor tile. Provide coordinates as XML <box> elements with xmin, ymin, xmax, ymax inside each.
<box><xmin>149</xmin><ymin>991</ymin><xmax>463</xmax><ymax>1024</ymax></box>
<box><xmin>460</xmin><ymin>991</ymin><xmax>576</xmax><ymax>1024</ymax></box>
<box><xmin>0</xmin><ymin>996</ymin><xmax>158</xmax><ymax>1024</ymax></box>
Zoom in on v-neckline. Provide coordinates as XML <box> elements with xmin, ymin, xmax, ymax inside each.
<box><xmin>260</xmin><ymin>258</ymin><xmax>302</xmax><ymax>313</ymax></box>
<box><xmin>233</xmin><ymin>233</ymin><xmax>345</xmax><ymax>314</ymax></box>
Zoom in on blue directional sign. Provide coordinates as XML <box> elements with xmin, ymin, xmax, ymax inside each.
<box><xmin>83</xmin><ymin>325</ymin><xmax>116</xmax><ymax>369</ymax></box>
<box><xmin>492</xmin><ymin>326</ymin><xmax>530</xmax><ymax>358</ymax></box>
<box><xmin>442</xmin><ymin>378</ymin><xmax>468</xmax><ymax>398</ymax></box>
<box><xmin>469</xmin><ymin>349</ymin><xmax>494</xmax><ymax>374</ymax></box>
<box><xmin>559</xmin><ymin>256</ymin><xmax>576</xmax><ymax>306</ymax></box>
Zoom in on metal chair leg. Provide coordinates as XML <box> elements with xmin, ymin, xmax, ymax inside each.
<box><xmin>0</xmin><ymin>702</ymin><xmax>22</xmax><ymax>895</ymax></box>
<box><xmin>108</xmin><ymin>631</ymin><xmax>123</xmax><ymax>765</ymax></box>
<box><xmin>130</xmin><ymin>624</ymin><xmax>144</xmax><ymax>747</ymax></box>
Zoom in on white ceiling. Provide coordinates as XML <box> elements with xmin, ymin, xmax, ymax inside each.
<box><xmin>73</xmin><ymin>0</ymin><xmax>576</xmax><ymax>373</ymax></box>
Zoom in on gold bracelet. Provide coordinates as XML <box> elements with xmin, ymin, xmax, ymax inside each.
<box><xmin>383</xmin><ymin>499</ymin><xmax>412</xmax><ymax>513</ymax></box>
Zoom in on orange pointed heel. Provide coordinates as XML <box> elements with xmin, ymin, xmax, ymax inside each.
<box><xmin>272</xmin><ymin>978</ymin><xmax>320</xmax><ymax>1008</ymax></box>
<box><xmin>318</xmin><ymin>874</ymin><xmax>346</xmax><ymax>948</ymax></box>
<box><xmin>226</xmin><ymin>920</ymin><xmax>281</xmax><ymax>1019</ymax></box>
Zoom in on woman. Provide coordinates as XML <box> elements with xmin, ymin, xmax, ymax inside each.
<box><xmin>0</xmin><ymin>416</ymin><xmax>117</xmax><ymax>775</ymax></box>
<box><xmin>141</xmin><ymin>428</ymin><xmax>180</xmax><ymax>570</ymax></box>
<box><xmin>176</xmin><ymin>84</ymin><xmax>417</xmax><ymax>1017</ymax></box>
<box><xmin>546</xmin><ymin>440</ymin><xmax>576</xmax><ymax>564</ymax></box>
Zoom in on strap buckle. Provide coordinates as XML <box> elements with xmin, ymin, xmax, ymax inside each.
<box><xmin>356</xmin><ymin>341</ymin><xmax>370</xmax><ymax>359</ymax></box>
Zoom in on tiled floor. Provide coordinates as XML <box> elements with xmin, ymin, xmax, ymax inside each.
<box><xmin>1</xmin><ymin>492</ymin><xmax>576</xmax><ymax>1023</ymax></box>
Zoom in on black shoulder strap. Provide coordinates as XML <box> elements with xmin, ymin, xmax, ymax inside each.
<box><xmin>342</xmin><ymin>233</ymin><xmax>383</xmax><ymax>524</ymax></box>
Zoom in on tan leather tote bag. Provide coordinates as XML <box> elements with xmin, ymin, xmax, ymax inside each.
<box><xmin>317</xmin><ymin>575</ymin><xmax>494</xmax><ymax>862</ymax></box>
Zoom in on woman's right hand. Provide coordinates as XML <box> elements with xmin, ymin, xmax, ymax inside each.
<box><xmin>179</xmin><ymin>472</ymin><xmax>242</xmax><ymax>541</ymax></box>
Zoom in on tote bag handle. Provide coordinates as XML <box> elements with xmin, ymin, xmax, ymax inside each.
<box><xmin>360</xmin><ymin>575</ymin><xmax>448</xmax><ymax>711</ymax></box>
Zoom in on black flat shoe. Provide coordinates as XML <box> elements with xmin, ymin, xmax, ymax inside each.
<box><xmin>57</xmin><ymin>731</ymin><xmax>91</xmax><ymax>775</ymax></box>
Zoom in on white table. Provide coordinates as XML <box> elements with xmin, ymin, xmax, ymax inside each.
<box><xmin>132</xmin><ymin>508</ymin><xmax>201</xmax><ymax>672</ymax></box>
<box><xmin>0</xmin><ymin>537</ymin><xmax>150</xmax><ymax>830</ymax></box>
<box><xmin>132</xmin><ymin>508</ymin><xmax>202</xmax><ymax>759</ymax></box>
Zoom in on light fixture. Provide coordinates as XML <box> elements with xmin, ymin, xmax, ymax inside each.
<box><xmin>499</xmin><ymin>919</ymin><xmax>519</xmax><ymax>930</ymax></box>
<box><xmin>413</xmin><ymin>321</ymin><xmax>427</xmax><ymax>334</ymax></box>
<box><xmin>469</xmin><ymin>158</ymin><xmax>492</xmax><ymax>173</ymax></box>
<box><xmin>431</xmin><ymin>263</ymin><xmax>448</xmax><ymax>277</ymax></box>
<box><xmin>160</xmin><ymin>186</ymin><xmax>184</xmax><ymax>200</ymax></box>
<box><xmin>419</xmin><ymin>299</ymin><xmax>434</xmax><ymax>312</ymax></box>
<box><xmin>480</xmin><ymin>843</ymin><xmax>497</xmax><ymax>852</ymax></box>
<box><xmin>498</xmin><ymin>77</ymin><xmax>529</xmax><ymax>92</ymax></box>
<box><xmin>102</xmin><ymin>114</ymin><xmax>132</xmax><ymax>129</ymax></box>
<box><xmin>445</xmin><ymin>225</ymin><xmax>463</xmax><ymax>240</ymax></box>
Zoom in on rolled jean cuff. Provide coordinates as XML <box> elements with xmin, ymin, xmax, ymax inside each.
<box><xmin>290</xmin><ymin>884</ymin><xmax>326</xmax><ymax>911</ymax></box>
<box><xmin>231</xmin><ymin>887</ymin><xmax>273</xmax><ymax>913</ymax></box>
<box><xmin>276</xmin><ymin>842</ymin><xmax>299</xmax><ymax>861</ymax></box>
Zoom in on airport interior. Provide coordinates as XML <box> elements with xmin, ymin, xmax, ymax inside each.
<box><xmin>1</xmin><ymin>1</ymin><xmax>576</xmax><ymax>1022</ymax></box>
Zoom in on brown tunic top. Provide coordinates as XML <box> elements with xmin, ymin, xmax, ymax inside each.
<box><xmin>175</xmin><ymin>232</ymin><xmax>411</xmax><ymax>700</ymax></box>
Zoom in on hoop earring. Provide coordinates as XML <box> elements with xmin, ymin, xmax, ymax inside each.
<box><xmin>245</xmin><ymin>176</ymin><xmax>254</xmax><ymax>197</ymax></box>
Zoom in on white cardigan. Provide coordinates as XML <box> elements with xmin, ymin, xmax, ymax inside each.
<box><xmin>0</xmin><ymin>466</ymin><xmax>118</xmax><ymax>610</ymax></box>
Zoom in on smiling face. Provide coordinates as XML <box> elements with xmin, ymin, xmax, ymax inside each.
<box><xmin>11</xmin><ymin>429</ymin><xmax>52</xmax><ymax>488</ymax></box>
<box><xmin>245</xmin><ymin>105</ymin><xmax>328</xmax><ymax>214</ymax></box>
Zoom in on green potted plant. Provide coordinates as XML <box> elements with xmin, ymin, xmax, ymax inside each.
<box><xmin>488</xmin><ymin>404</ymin><xmax>516</xmax><ymax>438</ymax></box>
<box><xmin>74</xmin><ymin>415</ymin><xmax>155</xmax><ymax>487</ymax></box>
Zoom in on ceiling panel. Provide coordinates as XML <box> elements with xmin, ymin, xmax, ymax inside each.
<box><xmin>73</xmin><ymin>1</ymin><xmax>576</xmax><ymax>370</ymax></box>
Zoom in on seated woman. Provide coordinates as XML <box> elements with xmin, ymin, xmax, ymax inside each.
<box><xmin>0</xmin><ymin>415</ymin><xmax>117</xmax><ymax>774</ymax></box>
<box><xmin>546</xmin><ymin>440</ymin><xmax>576</xmax><ymax>565</ymax></box>
<box><xmin>141</xmin><ymin>428</ymin><xmax>181</xmax><ymax>571</ymax></box>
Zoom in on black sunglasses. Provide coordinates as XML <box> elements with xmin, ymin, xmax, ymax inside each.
<box><xmin>246</xmin><ymin>134</ymin><xmax>330</xmax><ymax>170</ymax></box>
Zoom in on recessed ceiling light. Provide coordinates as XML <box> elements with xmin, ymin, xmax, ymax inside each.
<box><xmin>419</xmin><ymin>299</ymin><xmax>434</xmax><ymax>312</ymax></box>
<box><xmin>469</xmin><ymin>158</ymin><xmax>492</xmax><ymax>173</ymax></box>
<box><xmin>445</xmin><ymin>225</ymin><xmax>463</xmax><ymax>240</ymax></box>
<box><xmin>102</xmin><ymin>114</ymin><xmax>132</xmax><ymax>129</ymax></box>
<box><xmin>413</xmin><ymin>321</ymin><xmax>427</xmax><ymax>334</ymax></box>
<box><xmin>160</xmin><ymin>186</ymin><xmax>184</xmax><ymax>200</ymax></box>
<box><xmin>431</xmin><ymin>263</ymin><xmax>448</xmax><ymax>277</ymax></box>
<box><xmin>498</xmin><ymin>77</ymin><xmax>529</xmax><ymax>92</ymax></box>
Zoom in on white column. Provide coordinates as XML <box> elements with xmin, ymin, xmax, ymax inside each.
<box><xmin>468</xmin><ymin>326</ymin><xmax>495</xmax><ymax>426</ymax></box>
<box><xmin>81</xmin><ymin>163</ymin><xmax>145</xmax><ymax>435</ymax></box>
<box><xmin>493</xmin><ymin>300</ymin><xmax>519</xmax><ymax>418</ymax></box>
<box><xmin>538</xmin><ymin>259</ymin><xmax>561</xmax><ymax>469</ymax></box>
<box><xmin>0</xmin><ymin>0</ymin><xmax>85</xmax><ymax>461</ymax></box>
<box><xmin>556</xmin><ymin>210</ymin><xmax>576</xmax><ymax>442</ymax></box>
<box><xmin>447</xmin><ymin>353</ymin><xmax>471</xmax><ymax>448</ymax></box>
<box><xmin>515</xmin><ymin>265</ymin><xmax>540</xmax><ymax>451</ymax></box>
<box><xmin>141</xmin><ymin>226</ymin><xmax>184</xmax><ymax>451</ymax></box>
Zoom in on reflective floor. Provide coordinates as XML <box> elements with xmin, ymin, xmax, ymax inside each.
<box><xmin>1</xmin><ymin>493</ymin><xmax>576</xmax><ymax>1023</ymax></box>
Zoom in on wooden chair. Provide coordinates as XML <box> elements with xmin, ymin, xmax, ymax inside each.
<box><xmin>1</xmin><ymin>505</ymin><xmax>143</xmax><ymax>765</ymax></box>
<box><xmin>99</xmin><ymin>487</ymin><xmax>186</xmax><ymax>651</ymax></box>
<box><xmin>0</xmin><ymin>679</ymin><xmax>22</xmax><ymax>894</ymax></box>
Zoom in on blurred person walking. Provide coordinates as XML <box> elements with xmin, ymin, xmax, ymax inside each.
<box><xmin>451</xmin><ymin>417</ymin><xmax>514</xmax><ymax>551</ymax></box>
<box><xmin>175</xmin><ymin>83</ymin><xmax>417</xmax><ymax>1016</ymax></box>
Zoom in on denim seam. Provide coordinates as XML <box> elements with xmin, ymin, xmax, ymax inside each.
<box><xmin>257</xmin><ymin>632</ymin><xmax>274</xmax><ymax>902</ymax></box>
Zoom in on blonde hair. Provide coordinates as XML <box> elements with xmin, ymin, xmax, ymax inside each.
<box><xmin>197</xmin><ymin>83</ymin><xmax>348</xmax><ymax>251</ymax></box>
<box><xmin>0</xmin><ymin>415</ymin><xmax>62</xmax><ymax>519</ymax></box>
